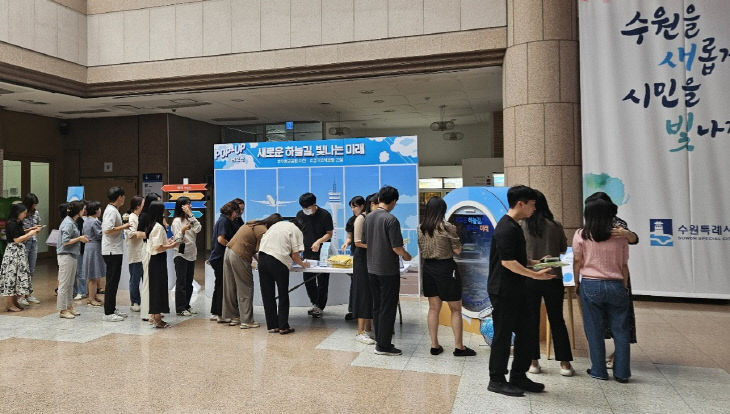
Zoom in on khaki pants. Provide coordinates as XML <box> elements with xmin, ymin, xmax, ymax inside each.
<box><xmin>222</xmin><ymin>248</ymin><xmax>254</xmax><ymax>323</ymax></box>
<box><xmin>57</xmin><ymin>254</ymin><xmax>77</xmax><ymax>311</ymax></box>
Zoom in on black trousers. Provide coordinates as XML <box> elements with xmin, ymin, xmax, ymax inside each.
<box><xmin>526</xmin><ymin>278</ymin><xmax>574</xmax><ymax>362</ymax></box>
<box><xmin>488</xmin><ymin>294</ymin><xmax>535</xmax><ymax>382</ymax></box>
<box><xmin>102</xmin><ymin>254</ymin><xmax>123</xmax><ymax>315</ymax></box>
<box><xmin>258</xmin><ymin>252</ymin><xmax>290</xmax><ymax>330</ymax></box>
<box><xmin>369</xmin><ymin>273</ymin><xmax>400</xmax><ymax>350</ymax></box>
<box><xmin>174</xmin><ymin>257</ymin><xmax>195</xmax><ymax>313</ymax></box>
<box><xmin>303</xmin><ymin>272</ymin><xmax>330</xmax><ymax>310</ymax></box>
<box><xmin>210</xmin><ymin>258</ymin><xmax>224</xmax><ymax>316</ymax></box>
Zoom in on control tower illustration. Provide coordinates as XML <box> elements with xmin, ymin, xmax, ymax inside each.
<box><xmin>328</xmin><ymin>180</ymin><xmax>341</xmax><ymax>244</ymax></box>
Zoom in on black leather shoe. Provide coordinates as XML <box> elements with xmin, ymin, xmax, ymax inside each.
<box><xmin>487</xmin><ymin>381</ymin><xmax>525</xmax><ymax>397</ymax></box>
<box><xmin>614</xmin><ymin>376</ymin><xmax>629</xmax><ymax>383</ymax></box>
<box><xmin>509</xmin><ymin>376</ymin><xmax>545</xmax><ymax>393</ymax></box>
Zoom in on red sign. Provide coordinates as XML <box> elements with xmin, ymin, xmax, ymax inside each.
<box><xmin>161</xmin><ymin>184</ymin><xmax>207</xmax><ymax>192</ymax></box>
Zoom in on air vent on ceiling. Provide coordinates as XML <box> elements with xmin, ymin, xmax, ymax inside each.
<box><xmin>157</xmin><ymin>102</ymin><xmax>211</xmax><ymax>109</ymax></box>
<box><xmin>59</xmin><ymin>109</ymin><xmax>110</xmax><ymax>114</ymax></box>
<box><xmin>19</xmin><ymin>99</ymin><xmax>48</xmax><ymax>105</ymax></box>
<box><xmin>212</xmin><ymin>116</ymin><xmax>259</xmax><ymax>122</ymax></box>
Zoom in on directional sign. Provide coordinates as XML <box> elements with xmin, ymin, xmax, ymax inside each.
<box><xmin>169</xmin><ymin>192</ymin><xmax>204</xmax><ymax>201</ymax></box>
<box><xmin>161</xmin><ymin>184</ymin><xmax>207</xmax><ymax>192</ymax></box>
<box><xmin>168</xmin><ymin>210</ymin><xmax>203</xmax><ymax>218</ymax></box>
<box><xmin>164</xmin><ymin>201</ymin><xmax>206</xmax><ymax>210</ymax></box>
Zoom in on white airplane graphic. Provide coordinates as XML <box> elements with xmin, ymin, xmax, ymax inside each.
<box><xmin>251</xmin><ymin>194</ymin><xmax>296</xmax><ymax>207</ymax></box>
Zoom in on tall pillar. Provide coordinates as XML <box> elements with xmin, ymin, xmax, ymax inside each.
<box><xmin>503</xmin><ymin>0</ymin><xmax>582</xmax><ymax>237</ymax></box>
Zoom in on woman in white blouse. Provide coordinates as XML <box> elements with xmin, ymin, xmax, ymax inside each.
<box><xmin>143</xmin><ymin>201</ymin><xmax>178</xmax><ymax>328</ymax></box>
<box><xmin>171</xmin><ymin>197</ymin><xmax>199</xmax><ymax>316</ymax></box>
<box><xmin>124</xmin><ymin>196</ymin><xmax>146</xmax><ymax>312</ymax></box>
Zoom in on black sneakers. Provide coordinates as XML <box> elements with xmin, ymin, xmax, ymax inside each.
<box><xmin>487</xmin><ymin>381</ymin><xmax>525</xmax><ymax>397</ymax></box>
<box><xmin>374</xmin><ymin>346</ymin><xmax>402</xmax><ymax>356</ymax></box>
<box><xmin>509</xmin><ymin>376</ymin><xmax>545</xmax><ymax>393</ymax></box>
<box><xmin>453</xmin><ymin>346</ymin><xmax>476</xmax><ymax>357</ymax></box>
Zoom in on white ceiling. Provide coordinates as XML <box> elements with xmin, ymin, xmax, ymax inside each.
<box><xmin>0</xmin><ymin>66</ymin><xmax>502</xmax><ymax>129</ymax></box>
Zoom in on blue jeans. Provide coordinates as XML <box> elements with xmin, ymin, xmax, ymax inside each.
<box><xmin>74</xmin><ymin>252</ymin><xmax>87</xmax><ymax>296</ymax></box>
<box><xmin>580</xmin><ymin>279</ymin><xmax>631</xmax><ymax>380</ymax></box>
<box><xmin>129</xmin><ymin>262</ymin><xmax>143</xmax><ymax>306</ymax></box>
<box><xmin>25</xmin><ymin>239</ymin><xmax>38</xmax><ymax>294</ymax></box>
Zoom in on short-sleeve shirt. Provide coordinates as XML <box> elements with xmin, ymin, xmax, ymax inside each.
<box><xmin>125</xmin><ymin>213</ymin><xmax>145</xmax><ymax>264</ymax></box>
<box><xmin>345</xmin><ymin>215</ymin><xmax>357</xmax><ymax>252</ymax></box>
<box><xmin>418</xmin><ymin>221</ymin><xmax>462</xmax><ymax>260</ymax></box>
<box><xmin>227</xmin><ymin>223</ymin><xmax>268</xmax><ymax>262</ymax></box>
<box><xmin>147</xmin><ymin>222</ymin><xmax>168</xmax><ymax>257</ymax></box>
<box><xmin>296</xmin><ymin>207</ymin><xmax>334</xmax><ymax>260</ymax></box>
<box><xmin>209</xmin><ymin>215</ymin><xmax>234</xmax><ymax>262</ymax></box>
<box><xmin>83</xmin><ymin>217</ymin><xmax>103</xmax><ymax>242</ymax></box>
<box><xmin>258</xmin><ymin>221</ymin><xmax>304</xmax><ymax>269</ymax></box>
<box><xmin>57</xmin><ymin>216</ymin><xmax>80</xmax><ymax>256</ymax></box>
<box><xmin>362</xmin><ymin>208</ymin><xmax>403</xmax><ymax>276</ymax></box>
<box><xmin>5</xmin><ymin>220</ymin><xmax>25</xmax><ymax>243</ymax></box>
<box><xmin>521</xmin><ymin>219</ymin><xmax>567</xmax><ymax>278</ymax></box>
<box><xmin>101</xmin><ymin>204</ymin><xmax>123</xmax><ymax>255</ymax></box>
<box><xmin>22</xmin><ymin>210</ymin><xmax>40</xmax><ymax>241</ymax></box>
<box><xmin>572</xmin><ymin>230</ymin><xmax>629</xmax><ymax>280</ymax></box>
<box><xmin>488</xmin><ymin>215</ymin><xmax>528</xmax><ymax>297</ymax></box>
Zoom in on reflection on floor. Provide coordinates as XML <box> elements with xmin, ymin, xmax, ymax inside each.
<box><xmin>0</xmin><ymin>258</ymin><xmax>728</xmax><ymax>413</ymax></box>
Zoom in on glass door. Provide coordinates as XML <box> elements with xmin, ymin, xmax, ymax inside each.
<box><xmin>30</xmin><ymin>162</ymin><xmax>50</xmax><ymax>253</ymax></box>
<box><xmin>2</xmin><ymin>160</ymin><xmax>22</xmax><ymax>199</ymax></box>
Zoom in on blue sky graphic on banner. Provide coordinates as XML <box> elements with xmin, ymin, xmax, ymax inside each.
<box><xmin>214</xmin><ymin>137</ymin><xmax>419</xmax><ymax>255</ymax></box>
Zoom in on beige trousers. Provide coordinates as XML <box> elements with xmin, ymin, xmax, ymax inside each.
<box><xmin>222</xmin><ymin>248</ymin><xmax>255</xmax><ymax>323</ymax></box>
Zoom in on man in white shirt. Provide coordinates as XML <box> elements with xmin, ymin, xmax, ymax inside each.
<box><xmin>101</xmin><ymin>186</ymin><xmax>131</xmax><ymax>322</ymax></box>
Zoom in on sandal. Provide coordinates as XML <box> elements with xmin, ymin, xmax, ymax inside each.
<box><xmin>97</xmin><ymin>289</ymin><xmax>105</xmax><ymax>294</ymax></box>
<box><xmin>7</xmin><ymin>306</ymin><xmax>23</xmax><ymax>312</ymax></box>
<box><xmin>87</xmin><ymin>300</ymin><xmax>102</xmax><ymax>307</ymax></box>
<box><xmin>153</xmin><ymin>321</ymin><xmax>171</xmax><ymax>329</ymax></box>
<box><xmin>279</xmin><ymin>328</ymin><xmax>295</xmax><ymax>335</ymax></box>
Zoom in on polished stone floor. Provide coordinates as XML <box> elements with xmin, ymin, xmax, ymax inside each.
<box><xmin>0</xmin><ymin>258</ymin><xmax>728</xmax><ymax>413</ymax></box>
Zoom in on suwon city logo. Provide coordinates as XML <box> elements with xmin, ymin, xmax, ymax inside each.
<box><xmin>650</xmin><ymin>219</ymin><xmax>730</xmax><ymax>244</ymax></box>
<box><xmin>649</xmin><ymin>219</ymin><xmax>673</xmax><ymax>246</ymax></box>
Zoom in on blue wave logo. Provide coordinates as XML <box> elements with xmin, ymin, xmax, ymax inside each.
<box><xmin>649</xmin><ymin>219</ymin><xmax>673</xmax><ymax>247</ymax></box>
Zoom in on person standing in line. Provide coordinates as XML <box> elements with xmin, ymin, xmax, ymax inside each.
<box><xmin>125</xmin><ymin>196</ymin><xmax>146</xmax><ymax>312</ymax></box>
<box><xmin>139</xmin><ymin>193</ymin><xmax>161</xmax><ymax>321</ymax></box>
<box><xmin>486</xmin><ymin>185</ymin><xmax>553</xmax><ymax>397</ymax></box>
<box><xmin>341</xmin><ymin>196</ymin><xmax>365</xmax><ymax>322</ymax></box>
<box><xmin>1</xmin><ymin>204</ymin><xmax>42</xmax><ymax>312</ymax></box>
<box><xmin>20</xmin><ymin>193</ymin><xmax>42</xmax><ymax>306</ymax></box>
<box><xmin>574</xmin><ymin>198</ymin><xmax>632</xmax><ymax>383</ymax></box>
<box><xmin>231</xmin><ymin>198</ymin><xmax>246</xmax><ymax>233</ymax></box>
<box><xmin>295</xmin><ymin>193</ymin><xmax>333</xmax><ymax>319</ymax></box>
<box><xmin>209</xmin><ymin>201</ymin><xmax>239</xmax><ymax>322</ymax></box>
<box><xmin>361</xmin><ymin>186</ymin><xmax>413</xmax><ymax>356</ymax></box>
<box><xmin>418</xmin><ymin>196</ymin><xmax>476</xmax><ymax>357</ymax></box>
<box><xmin>101</xmin><ymin>187</ymin><xmax>131</xmax><ymax>322</ymax></box>
<box><xmin>144</xmin><ymin>201</ymin><xmax>177</xmax><ymax>328</ymax></box>
<box><xmin>257</xmin><ymin>218</ymin><xmax>310</xmax><ymax>335</ymax></box>
<box><xmin>351</xmin><ymin>193</ymin><xmax>378</xmax><ymax>344</ymax></box>
<box><xmin>171</xmin><ymin>197</ymin><xmax>200</xmax><ymax>316</ymax></box>
<box><xmin>520</xmin><ymin>191</ymin><xmax>574</xmax><ymax>376</ymax></box>
<box><xmin>56</xmin><ymin>201</ymin><xmax>88</xmax><ymax>319</ymax></box>
<box><xmin>223</xmin><ymin>213</ymin><xmax>283</xmax><ymax>328</ymax></box>
<box><xmin>82</xmin><ymin>202</ymin><xmax>106</xmax><ymax>307</ymax></box>
<box><xmin>73</xmin><ymin>200</ymin><xmax>88</xmax><ymax>301</ymax></box>
<box><xmin>584</xmin><ymin>191</ymin><xmax>638</xmax><ymax>369</ymax></box>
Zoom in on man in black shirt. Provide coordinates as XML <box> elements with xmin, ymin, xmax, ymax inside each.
<box><xmin>295</xmin><ymin>193</ymin><xmax>333</xmax><ymax>318</ymax></box>
<box><xmin>487</xmin><ymin>185</ymin><xmax>553</xmax><ymax>397</ymax></box>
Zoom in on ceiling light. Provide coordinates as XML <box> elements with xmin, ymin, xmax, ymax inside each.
<box><xmin>383</xmin><ymin>109</ymin><xmax>395</xmax><ymax>113</ymax></box>
<box><xmin>430</xmin><ymin>105</ymin><xmax>456</xmax><ymax>131</ymax></box>
<box><xmin>19</xmin><ymin>99</ymin><xmax>48</xmax><ymax>105</ymax></box>
<box><xmin>231</xmin><ymin>98</ymin><xmax>246</xmax><ymax>102</ymax></box>
<box><xmin>442</xmin><ymin>131</ymin><xmax>464</xmax><ymax>141</ymax></box>
<box><xmin>360</xmin><ymin>90</ymin><xmax>375</xmax><ymax>94</ymax></box>
<box><xmin>320</xmin><ymin>102</ymin><xmax>331</xmax><ymax>105</ymax></box>
<box><xmin>374</xmin><ymin>99</ymin><xmax>384</xmax><ymax>103</ymax></box>
<box><xmin>328</xmin><ymin>111</ymin><xmax>351</xmax><ymax>136</ymax></box>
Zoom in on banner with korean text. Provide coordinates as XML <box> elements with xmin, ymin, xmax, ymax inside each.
<box><xmin>579</xmin><ymin>0</ymin><xmax>730</xmax><ymax>298</ymax></box>
<box><xmin>213</xmin><ymin>137</ymin><xmax>420</xmax><ymax>256</ymax></box>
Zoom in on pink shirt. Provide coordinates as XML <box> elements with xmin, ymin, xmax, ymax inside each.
<box><xmin>572</xmin><ymin>229</ymin><xmax>628</xmax><ymax>280</ymax></box>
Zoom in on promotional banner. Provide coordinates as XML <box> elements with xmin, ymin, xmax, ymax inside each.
<box><xmin>579</xmin><ymin>0</ymin><xmax>730</xmax><ymax>298</ymax></box>
<box><xmin>213</xmin><ymin>137</ymin><xmax>419</xmax><ymax>256</ymax></box>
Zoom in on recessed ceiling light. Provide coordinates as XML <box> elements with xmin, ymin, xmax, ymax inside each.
<box><xmin>19</xmin><ymin>99</ymin><xmax>48</xmax><ymax>105</ymax></box>
<box><xmin>374</xmin><ymin>99</ymin><xmax>384</xmax><ymax>103</ymax></box>
<box><xmin>231</xmin><ymin>98</ymin><xmax>246</xmax><ymax>102</ymax></box>
<box><xmin>360</xmin><ymin>90</ymin><xmax>375</xmax><ymax>94</ymax></box>
<box><xmin>383</xmin><ymin>109</ymin><xmax>395</xmax><ymax>113</ymax></box>
<box><xmin>320</xmin><ymin>102</ymin><xmax>331</xmax><ymax>105</ymax></box>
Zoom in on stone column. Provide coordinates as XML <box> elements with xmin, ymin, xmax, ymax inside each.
<box><xmin>503</xmin><ymin>0</ymin><xmax>582</xmax><ymax>237</ymax></box>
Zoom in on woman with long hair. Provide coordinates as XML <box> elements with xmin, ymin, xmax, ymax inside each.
<box><xmin>351</xmin><ymin>194</ymin><xmax>376</xmax><ymax>344</ymax></box>
<box><xmin>144</xmin><ymin>201</ymin><xmax>177</xmax><ymax>328</ymax></box>
<box><xmin>171</xmin><ymin>197</ymin><xmax>200</xmax><ymax>316</ymax></box>
<box><xmin>56</xmin><ymin>201</ymin><xmax>88</xmax><ymax>319</ymax></box>
<box><xmin>125</xmin><ymin>196</ymin><xmax>146</xmax><ymax>312</ymax></box>
<box><xmin>222</xmin><ymin>213</ymin><xmax>283</xmax><ymax>328</ymax></box>
<box><xmin>521</xmin><ymin>190</ymin><xmax>574</xmax><ymax>376</ymax></box>
<box><xmin>574</xmin><ymin>198</ymin><xmax>631</xmax><ymax>383</ymax></box>
<box><xmin>139</xmin><ymin>192</ymin><xmax>161</xmax><ymax>321</ymax></box>
<box><xmin>1</xmin><ymin>204</ymin><xmax>42</xmax><ymax>312</ymax></box>
<box><xmin>342</xmin><ymin>195</ymin><xmax>365</xmax><ymax>321</ymax></box>
<box><xmin>82</xmin><ymin>201</ymin><xmax>106</xmax><ymax>307</ymax></box>
<box><xmin>209</xmin><ymin>201</ymin><xmax>239</xmax><ymax>322</ymax></box>
<box><xmin>417</xmin><ymin>196</ymin><xmax>475</xmax><ymax>356</ymax></box>
<box><xmin>20</xmin><ymin>193</ymin><xmax>42</xmax><ymax>305</ymax></box>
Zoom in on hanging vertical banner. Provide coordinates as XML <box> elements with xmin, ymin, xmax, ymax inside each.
<box><xmin>579</xmin><ymin>0</ymin><xmax>730</xmax><ymax>298</ymax></box>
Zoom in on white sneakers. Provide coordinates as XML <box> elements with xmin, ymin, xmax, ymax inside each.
<box><xmin>529</xmin><ymin>363</ymin><xmax>542</xmax><ymax>374</ymax></box>
<box><xmin>560</xmin><ymin>366</ymin><xmax>575</xmax><ymax>377</ymax></box>
<box><xmin>27</xmin><ymin>296</ymin><xmax>40</xmax><ymax>304</ymax></box>
<box><xmin>103</xmin><ymin>313</ymin><xmax>124</xmax><ymax>322</ymax></box>
<box><xmin>114</xmin><ymin>309</ymin><xmax>128</xmax><ymax>318</ymax></box>
<box><xmin>18</xmin><ymin>297</ymin><xmax>29</xmax><ymax>307</ymax></box>
<box><xmin>73</xmin><ymin>294</ymin><xmax>84</xmax><ymax>300</ymax></box>
<box><xmin>355</xmin><ymin>333</ymin><xmax>376</xmax><ymax>345</ymax></box>
<box><xmin>130</xmin><ymin>304</ymin><xmax>141</xmax><ymax>312</ymax></box>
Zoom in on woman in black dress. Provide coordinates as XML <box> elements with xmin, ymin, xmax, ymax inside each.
<box><xmin>144</xmin><ymin>201</ymin><xmax>177</xmax><ymax>328</ymax></box>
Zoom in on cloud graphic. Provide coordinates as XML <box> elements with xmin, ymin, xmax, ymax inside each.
<box><xmin>379</xmin><ymin>151</ymin><xmax>390</xmax><ymax>163</ymax></box>
<box><xmin>405</xmin><ymin>215</ymin><xmax>419</xmax><ymax>229</ymax></box>
<box><xmin>390</xmin><ymin>136</ymin><xmax>417</xmax><ymax>158</ymax></box>
<box><xmin>369</xmin><ymin>137</ymin><xmax>387</xmax><ymax>142</ymax></box>
<box><xmin>399</xmin><ymin>194</ymin><xmax>418</xmax><ymax>203</ymax></box>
